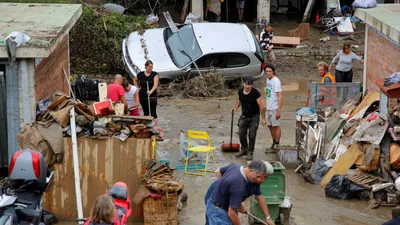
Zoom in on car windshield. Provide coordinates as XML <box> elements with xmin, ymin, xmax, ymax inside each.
<box><xmin>252</xmin><ymin>33</ymin><xmax>264</xmax><ymax>62</ymax></box>
<box><xmin>164</xmin><ymin>24</ymin><xmax>203</xmax><ymax>68</ymax></box>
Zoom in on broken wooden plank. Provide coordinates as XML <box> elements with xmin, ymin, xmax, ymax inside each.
<box><xmin>272</xmin><ymin>36</ymin><xmax>300</xmax><ymax>47</ymax></box>
<box><xmin>110</xmin><ymin>115</ymin><xmax>153</xmax><ymax>120</ymax></box>
<box><xmin>98</xmin><ymin>83</ymin><xmax>107</xmax><ymax>102</ymax></box>
<box><xmin>288</xmin><ymin>23</ymin><xmax>310</xmax><ymax>41</ymax></box>
<box><xmin>321</xmin><ymin>144</ymin><xmax>363</xmax><ymax>188</ymax></box>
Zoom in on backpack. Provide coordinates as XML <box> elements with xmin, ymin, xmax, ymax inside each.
<box><xmin>75</xmin><ymin>75</ymin><xmax>100</xmax><ymax>101</ymax></box>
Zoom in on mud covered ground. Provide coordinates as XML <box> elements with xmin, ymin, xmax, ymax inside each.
<box><xmin>153</xmin><ymin>39</ymin><xmax>389</xmax><ymax>225</ymax></box>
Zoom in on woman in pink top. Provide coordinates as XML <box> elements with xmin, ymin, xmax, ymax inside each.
<box><xmin>122</xmin><ymin>78</ymin><xmax>140</xmax><ymax>116</ymax></box>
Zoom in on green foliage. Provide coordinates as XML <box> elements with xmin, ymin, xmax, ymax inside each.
<box><xmin>70</xmin><ymin>5</ymin><xmax>149</xmax><ymax>74</ymax></box>
<box><xmin>0</xmin><ymin>0</ymin><xmax>70</xmax><ymax>3</ymax></box>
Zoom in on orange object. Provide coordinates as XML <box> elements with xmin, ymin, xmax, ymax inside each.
<box><xmin>319</xmin><ymin>74</ymin><xmax>336</xmax><ymax>106</ymax></box>
<box><xmin>93</xmin><ymin>99</ymin><xmax>115</xmax><ymax>116</ymax></box>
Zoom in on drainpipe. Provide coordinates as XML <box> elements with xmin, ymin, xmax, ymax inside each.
<box><xmin>362</xmin><ymin>24</ymin><xmax>368</xmax><ymax>96</ymax></box>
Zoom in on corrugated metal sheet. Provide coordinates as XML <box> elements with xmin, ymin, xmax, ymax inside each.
<box><xmin>44</xmin><ymin>137</ymin><xmax>152</xmax><ymax>222</ymax></box>
<box><xmin>6</xmin><ymin>64</ymin><xmax>19</xmax><ymax>165</ymax></box>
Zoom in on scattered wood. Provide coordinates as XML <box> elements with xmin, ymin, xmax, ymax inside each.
<box><xmin>288</xmin><ymin>23</ymin><xmax>310</xmax><ymax>41</ymax></box>
<box><xmin>98</xmin><ymin>83</ymin><xmax>107</xmax><ymax>101</ymax></box>
<box><xmin>346</xmin><ymin>171</ymin><xmax>386</xmax><ymax>190</ymax></box>
<box><xmin>320</xmin><ymin>144</ymin><xmax>363</xmax><ymax>188</ymax></box>
<box><xmin>272</xmin><ymin>36</ymin><xmax>300</xmax><ymax>48</ymax></box>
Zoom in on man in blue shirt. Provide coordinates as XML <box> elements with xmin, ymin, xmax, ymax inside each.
<box><xmin>383</xmin><ymin>207</ymin><xmax>400</xmax><ymax>225</ymax></box>
<box><xmin>205</xmin><ymin>160</ymin><xmax>275</xmax><ymax>225</ymax></box>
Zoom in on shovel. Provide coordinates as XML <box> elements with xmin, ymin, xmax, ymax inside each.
<box><xmin>221</xmin><ymin>109</ymin><xmax>240</xmax><ymax>152</ymax></box>
<box><xmin>146</xmin><ymin>81</ymin><xmax>151</xmax><ymax>117</ymax></box>
<box><xmin>246</xmin><ymin>212</ymin><xmax>268</xmax><ymax>225</ymax></box>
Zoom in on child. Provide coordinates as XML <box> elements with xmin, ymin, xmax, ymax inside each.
<box><xmin>85</xmin><ymin>195</ymin><xmax>119</xmax><ymax>225</ymax></box>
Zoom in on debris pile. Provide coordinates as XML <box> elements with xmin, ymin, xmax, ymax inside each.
<box><xmin>133</xmin><ymin>159</ymin><xmax>185</xmax><ymax>224</ymax></box>
<box><xmin>296</xmin><ymin>84</ymin><xmax>400</xmax><ymax>209</ymax></box>
<box><xmin>18</xmin><ymin>91</ymin><xmax>162</xmax><ymax>167</ymax></box>
<box><xmin>159</xmin><ymin>72</ymin><xmax>233</xmax><ymax>98</ymax></box>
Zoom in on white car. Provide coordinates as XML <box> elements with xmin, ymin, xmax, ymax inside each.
<box><xmin>122</xmin><ymin>22</ymin><xmax>265</xmax><ymax>82</ymax></box>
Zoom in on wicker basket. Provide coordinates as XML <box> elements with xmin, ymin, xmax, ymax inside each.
<box><xmin>143</xmin><ymin>193</ymin><xmax>178</xmax><ymax>225</ymax></box>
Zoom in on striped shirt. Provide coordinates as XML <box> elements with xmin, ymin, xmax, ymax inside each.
<box><xmin>259</xmin><ymin>29</ymin><xmax>274</xmax><ymax>50</ymax></box>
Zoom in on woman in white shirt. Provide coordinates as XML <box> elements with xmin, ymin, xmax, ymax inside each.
<box><xmin>122</xmin><ymin>78</ymin><xmax>140</xmax><ymax>116</ymax></box>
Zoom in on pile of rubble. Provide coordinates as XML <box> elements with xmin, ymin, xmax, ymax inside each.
<box><xmin>17</xmin><ymin>91</ymin><xmax>162</xmax><ymax>167</ymax></box>
<box><xmin>297</xmin><ymin>91</ymin><xmax>400</xmax><ymax>209</ymax></box>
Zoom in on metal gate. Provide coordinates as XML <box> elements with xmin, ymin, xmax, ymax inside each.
<box><xmin>307</xmin><ymin>82</ymin><xmax>362</xmax><ymax>110</ymax></box>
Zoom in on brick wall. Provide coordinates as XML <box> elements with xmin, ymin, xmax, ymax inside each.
<box><xmin>35</xmin><ymin>35</ymin><xmax>70</xmax><ymax>101</ymax></box>
<box><xmin>365</xmin><ymin>27</ymin><xmax>400</xmax><ymax>92</ymax></box>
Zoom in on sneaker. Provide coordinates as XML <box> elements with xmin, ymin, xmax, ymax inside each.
<box><xmin>235</xmin><ymin>151</ymin><xmax>247</xmax><ymax>157</ymax></box>
<box><xmin>246</xmin><ymin>153</ymin><xmax>253</xmax><ymax>161</ymax></box>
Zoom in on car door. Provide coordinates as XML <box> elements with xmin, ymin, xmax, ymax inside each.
<box><xmin>218</xmin><ymin>53</ymin><xmax>251</xmax><ymax>79</ymax></box>
<box><xmin>190</xmin><ymin>53</ymin><xmax>225</xmax><ymax>76</ymax></box>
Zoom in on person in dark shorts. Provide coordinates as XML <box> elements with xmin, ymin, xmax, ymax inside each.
<box><xmin>205</xmin><ymin>160</ymin><xmax>275</xmax><ymax>225</ymax></box>
<box><xmin>233</xmin><ymin>76</ymin><xmax>266</xmax><ymax>161</ymax></box>
<box><xmin>134</xmin><ymin>60</ymin><xmax>160</xmax><ymax>126</ymax></box>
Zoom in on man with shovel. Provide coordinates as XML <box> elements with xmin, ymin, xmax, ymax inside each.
<box><xmin>205</xmin><ymin>160</ymin><xmax>275</xmax><ymax>225</ymax></box>
<box><xmin>233</xmin><ymin>76</ymin><xmax>266</xmax><ymax>161</ymax></box>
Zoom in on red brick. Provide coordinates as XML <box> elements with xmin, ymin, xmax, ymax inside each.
<box><xmin>35</xmin><ymin>35</ymin><xmax>70</xmax><ymax>101</ymax></box>
<box><xmin>366</xmin><ymin>27</ymin><xmax>400</xmax><ymax>92</ymax></box>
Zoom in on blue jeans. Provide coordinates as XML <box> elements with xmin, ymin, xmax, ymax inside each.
<box><xmin>205</xmin><ymin>180</ymin><xmax>219</xmax><ymax>225</ymax></box>
<box><xmin>206</xmin><ymin>199</ymin><xmax>232</xmax><ymax>225</ymax></box>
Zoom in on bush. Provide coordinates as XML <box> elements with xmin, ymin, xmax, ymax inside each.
<box><xmin>70</xmin><ymin>5</ymin><xmax>149</xmax><ymax>74</ymax></box>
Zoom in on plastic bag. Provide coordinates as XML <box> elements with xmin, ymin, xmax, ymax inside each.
<box><xmin>179</xmin><ymin>131</ymin><xmax>199</xmax><ymax>161</ymax></box>
<box><xmin>352</xmin><ymin>0</ymin><xmax>377</xmax><ymax>9</ymax></box>
<box><xmin>146</xmin><ymin>13</ymin><xmax>159</xmax><ymax>25</ymax></box>
<box><xmin>325</xmin><ymin>174</ymin><xmax>364</xmax><ymax>199</ymax></box>
<box><xmin>185</xmin><ymin>13</ymin><xmax>201</xmax><ymax>24</ymax></box>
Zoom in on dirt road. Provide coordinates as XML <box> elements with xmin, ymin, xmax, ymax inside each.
<box><xmin>154</xmin><ymin>58</ymin><xmax>390</xmax><ymax>225</ymax></box>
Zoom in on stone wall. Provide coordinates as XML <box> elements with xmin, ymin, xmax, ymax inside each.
<box><xmin>274</xmin><ymin>48</ymin><xmax>364</xmax><ymax>61</ymax></box>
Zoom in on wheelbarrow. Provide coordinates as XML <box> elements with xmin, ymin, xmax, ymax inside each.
<box><xmin>249</xmin><ymin>162</ymin><xmax>291</xmax><ymax>225</ymax></box>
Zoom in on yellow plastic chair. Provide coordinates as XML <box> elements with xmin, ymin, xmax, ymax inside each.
<box><xmin>185</xmin><ymin>130</ymin><xmax>217</xmax><ymax>176</ymax></box>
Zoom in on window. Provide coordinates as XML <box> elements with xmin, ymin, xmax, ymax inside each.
<box><xmin>164</xmin><ymin>24</ymin><xmax>203</xmax><ymax>68</ymax></box>
<box><xmin>252</xmin><ymin>33</ymin><xmax>264</xmax><ymax>62</ymax></box>
<box><xmin>192</xmin><ymin>53</ymin><xmax>225</xmax><ymax>68</ymax></box>
<box><xmin>225</xmin><ymin>53</ymin><xmax>250</xmax><ymax>68</ymax></box>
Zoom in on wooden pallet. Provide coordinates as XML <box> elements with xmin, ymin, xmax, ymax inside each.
<box><xmin>272</xmin><ymin>36</ymin><xmax>300</xmax><ymax>49</ymax></box>
<box><xmin>346</xmin><ymin>171</ymin><xmax>387</xmax><ymax>190</ymax></box>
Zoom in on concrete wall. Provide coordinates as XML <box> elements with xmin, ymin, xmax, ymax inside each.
<box><xmin>257</xmin><ymin>0</ymin><xmax>270</xmax><ymax>22</ymax></box>
<box><xmin>365</xmin><ymin>26</ymin><xmax>400</xmax><ymax>92</ymax></box>
<box><xmin>35</xmin><ymin>35</ymin><xmax>70</xmax><ymax>101</ymax></box>
<box><xmin>191</xmin><ymin>0</ymin><xmax>203</xmax><ymax>20</ymax></box>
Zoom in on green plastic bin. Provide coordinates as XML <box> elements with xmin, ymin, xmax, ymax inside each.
<box><xmin>250</xmin><ymin>162</ymin><xmax>286</xmax><ymax>224</ymax></box>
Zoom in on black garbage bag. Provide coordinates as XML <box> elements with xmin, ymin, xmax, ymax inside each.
<box><xmin>41</xmin><ymin>210</ymin><xmax>58</xmax><ymax>225</ymax></box>
<box><xmin>325</xmin><ymin>174</ymin><xmax>365</xmax><ymax>200</ymax></box>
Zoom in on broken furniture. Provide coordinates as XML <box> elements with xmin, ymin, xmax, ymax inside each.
<box><xmin>272</xmin><ymin>36</ymin><xmax>300</xmax><ymax>48</ymax></box>
<box><xmin>184</xmin><ymin>130</ymin><xmax>217</xmax><ymax>176</ymax></box>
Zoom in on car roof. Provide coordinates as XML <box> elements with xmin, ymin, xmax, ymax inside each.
<box><xmin>191</xmin><ymin>23</ymin><xmax>256</xmax><ymax>55</ymax></box>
